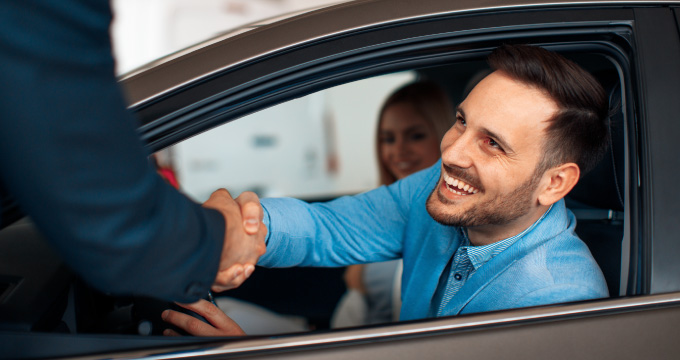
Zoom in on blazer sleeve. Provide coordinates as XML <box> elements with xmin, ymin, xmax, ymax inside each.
<box><xmin>258</xmin><ymin>163</ymin><xmax>440</xmax><ymax>267</ymax></box>
<box><xmin>0</xmin><ymin>0</ymin><xmax>223</xmax><ymax>302</ymax></box>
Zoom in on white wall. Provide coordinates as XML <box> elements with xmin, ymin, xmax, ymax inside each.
<box><xmin>111</xmin><ymin>0</ymin><xmax>342</xmax><ymax>74</ymax></box>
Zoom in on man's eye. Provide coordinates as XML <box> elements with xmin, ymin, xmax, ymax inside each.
<box><xmin>485</xmin><ymin>138</ymin><xmax>503</xmax><ymax>150</ymax></box>
<box><xmin>410</xmin><ymin>132</ymin><xmax>427</xmax><ymax>141</ymax></box>
<box><xmin>456</xmin><ymin>116</ymin><xmax>466</xmax><ymax>127</ymax></box>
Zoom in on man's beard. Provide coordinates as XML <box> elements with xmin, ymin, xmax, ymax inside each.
<box><xmin>426</xmin><ymin>167</ymin><xmax>542</xmax><ymax>228</ymax></box>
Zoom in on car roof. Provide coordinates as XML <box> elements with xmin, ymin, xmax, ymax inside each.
<box><xmin>120</xmin><ymin>0</ymin><xmax>676</xmax><ymax>107</ymax></box>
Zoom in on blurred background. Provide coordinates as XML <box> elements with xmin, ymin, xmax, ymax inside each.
<box><xmin>112</xmin><ymin>0</ymin><xmax>416</xmax><ymax>202</ymax></box>
<box><xmin>112</xmin><ymin>0</ymin><xmax>342</xmax><ymax>75</ymax></box>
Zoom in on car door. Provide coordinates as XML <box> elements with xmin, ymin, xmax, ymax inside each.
<box><xmin>3</xmin><ymin>1</ymin><xmax>680</xmax><ymax>359</ymax></box>
<box><xmin>115</xmin><ymin>3</ymin><xmax>680</xmax><ymax>359</ymax></box>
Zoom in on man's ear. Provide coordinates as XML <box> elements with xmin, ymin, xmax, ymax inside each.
<box><xmin>537</xmin><ymin>163</ymin><xmax>580</xmax><ymax>206</ymax></box>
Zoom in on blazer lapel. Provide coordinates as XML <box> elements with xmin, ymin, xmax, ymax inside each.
<box><xmin>402</xmin><ymin>226</ymin><xmax>461</xmax><ymax>320</ymax></box>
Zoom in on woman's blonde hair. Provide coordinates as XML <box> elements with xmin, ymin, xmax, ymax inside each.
<box><xmin>376</xmin><ymin>81</ymin><xmax>456</xmax><ymax>185</ymax></box>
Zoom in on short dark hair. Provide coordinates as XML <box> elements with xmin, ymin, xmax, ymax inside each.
<box><xmin>488</xmin><ymin>44</ymin><xmax>609</xmax><ymax>176</ymax></box>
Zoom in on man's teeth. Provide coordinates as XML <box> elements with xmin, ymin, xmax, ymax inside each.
<box><xmin>444</xmin><ymin>173</ymin><xmax>478</xmax><ymax>195</ymax></box>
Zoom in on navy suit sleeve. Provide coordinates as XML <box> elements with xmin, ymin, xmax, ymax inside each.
<box><xmin>0</xmin><ymin>0</ymin><xmax>224</xmax><ymax>302</ymax></box>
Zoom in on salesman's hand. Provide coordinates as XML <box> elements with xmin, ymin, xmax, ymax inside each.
<box><xmin>162</xmin><ymin>299</ymin><xmax>246</xmax><ymax>336</ymax></box>
<box><xmin>203</xmin><ymin>189</ymin><xmax>266</xmax><ymax>292</ymax></box>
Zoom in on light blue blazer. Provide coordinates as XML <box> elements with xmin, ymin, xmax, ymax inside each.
<box><xmin>259</xmin><ymin>161</ymin><xmax>608</xmax><ymax>320</ymax></box>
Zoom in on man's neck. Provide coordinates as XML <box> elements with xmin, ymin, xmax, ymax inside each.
<box><xmin>466</xmin><ymin>205</ymin><xmax>550</xmax><ymax>246</ymax></box>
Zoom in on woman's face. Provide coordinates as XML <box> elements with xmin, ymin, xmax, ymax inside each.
<box><xmin>379</xmin><ymin>102</ymin><xmax>442</xmax><ymax>180</ymax></box>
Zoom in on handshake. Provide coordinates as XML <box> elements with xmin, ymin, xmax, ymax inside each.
<box><xmin>202</xmin><ymin>189</ymin><xmax>267</xmax><ymax>293</ymax></box>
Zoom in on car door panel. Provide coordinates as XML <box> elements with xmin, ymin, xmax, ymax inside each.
<box><xmin>632</xmin><ymin>7</ymin><xmax>680</xmax><ymax>295</ymax></box>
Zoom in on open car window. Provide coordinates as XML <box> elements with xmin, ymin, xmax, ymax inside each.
<box><xmin>153</xmin><ymin>48</ymin><xmax>630</xmax><ymax>334</ymax></box>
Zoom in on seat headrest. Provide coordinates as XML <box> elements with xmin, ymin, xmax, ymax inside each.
<box><xmin>567</xmin><ymin>79</ymin><xmax>625</xmax><ymax>212</ymax></box>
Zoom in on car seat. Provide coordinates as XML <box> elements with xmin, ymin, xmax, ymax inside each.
<box><xmin>565</xmin><ymin>78</ymin><xmax>626</xmax><ymax>297</ymax></box>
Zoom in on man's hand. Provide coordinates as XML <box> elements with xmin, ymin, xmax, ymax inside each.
<box><xmin>203</xmin><ymin>189</ymin><xmax>266</xmax><ymax>292</ymax></box>
<box><xmin>162</xmin><ymin>300</ymin><xmax>246</xmax><ymax>336</ymax></box>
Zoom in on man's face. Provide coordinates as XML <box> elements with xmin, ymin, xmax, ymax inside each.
<box><xmin>426</xmin><ymin>70</ymin><xmax>559</xmax><ymax>233</ymax></box>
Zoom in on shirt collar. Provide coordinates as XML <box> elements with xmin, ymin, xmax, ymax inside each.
<box><xmin>461</xmin><ymin>204</ymin><xmax>554</xmax><ymax>270</ymax></box>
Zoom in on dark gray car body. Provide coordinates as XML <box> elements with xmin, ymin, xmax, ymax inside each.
<box><xmin>2</xmin><ymin>0</ymin><xmax>680</xmax><ymax>358</ymax></box>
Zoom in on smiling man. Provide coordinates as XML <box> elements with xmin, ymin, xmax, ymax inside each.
<box><xmin>164</xmin><ymin>44</ymin><xmax>611</xmax><ymax>334</ymax></box>
<box><xmin>258</xmin><ymin>44</ymin><xmax>609</xmax><ymax>320</ymax></box>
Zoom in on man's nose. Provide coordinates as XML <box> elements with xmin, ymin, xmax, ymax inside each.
<box><xmin>442</xmin><ymin>133</ymin><xmax>473</xmax><ymax>168</ymax></box>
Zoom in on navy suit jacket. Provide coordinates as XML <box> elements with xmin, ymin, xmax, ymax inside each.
<box><xmin>0</xmin><ymin>0</ymin><xmax>224</xmax><ymax>302</ymax></box>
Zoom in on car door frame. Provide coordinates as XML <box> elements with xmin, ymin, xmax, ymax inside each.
<box><xmin>117</xmin><ymin>4</ymin><xmax>680</xmax><ymax>359</ymax></box>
